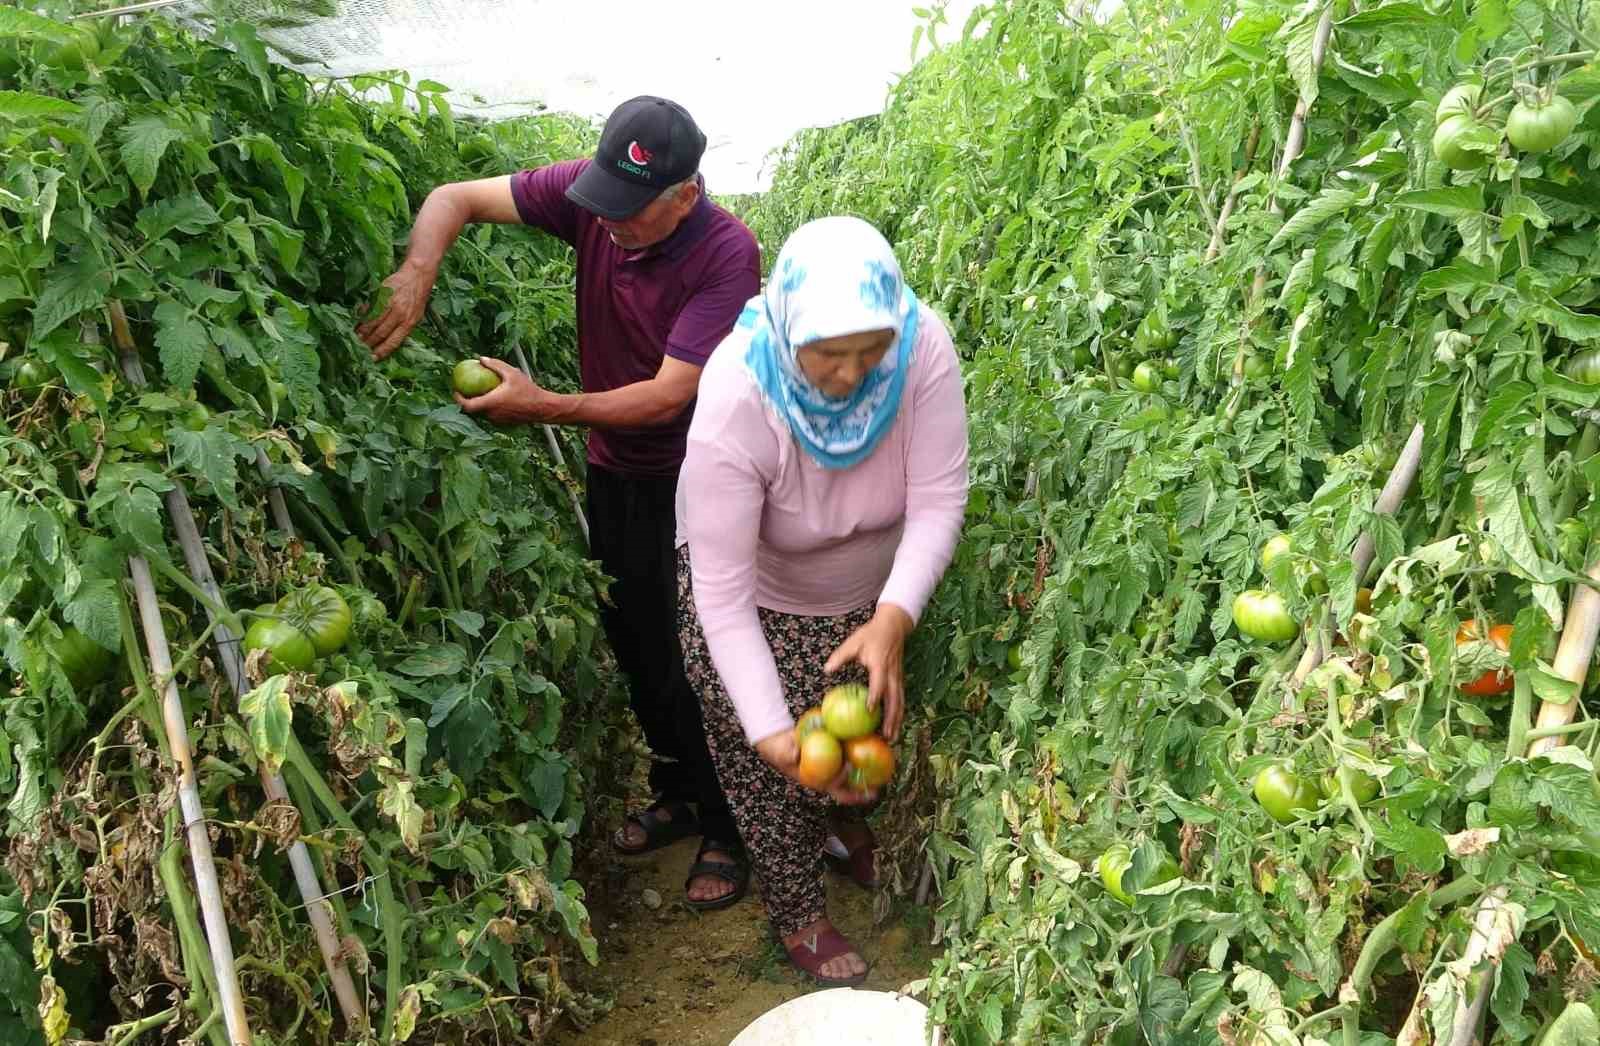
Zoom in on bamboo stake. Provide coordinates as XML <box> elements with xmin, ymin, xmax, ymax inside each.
<box><xmin>1289</xmin><ymin>423</ymin><xmax>1425</xmax><ymax>690</ymax></box>
<box><xmin>1204</xmin><ymin>123</ymin><xmax>1261</xmax><ymax>262</ymax></box>
<box><xmin>106</xmin><ymin>303</ymin><xmax>366</xmax><ymax>1032</ymax></box>
<box><xmin>1351</xmin><ymin>422</ymin><xmax>1426</xmax><ymax>585</ymax></box>
<box><xmin>1446</xmin><ymin>888</ymin><xmax>1514</xmax><ymax>1046</ymax></box>
<box><xmin>1249</xmin><ymin>3</ymin><xmax>1336</xmax><ymax>305</ymax></box>
<box><xmin>509</xmin><ymin>341</ymin><xmax>589</xmax><ymax>547</ymax></box>
<box><xmin>1526</xmin><ymin>557</ymin><xmax>1600</xmax><ymax>759</ymax></box>
<box><xmin>253</xmin><ymin>449</ymin><xmax>295</xmax><ymax>536</ymax></box>
<box><xmin>126</xmin><ymin>554</ymin><xmax>253</xmax><ymax>1045</ymax></box>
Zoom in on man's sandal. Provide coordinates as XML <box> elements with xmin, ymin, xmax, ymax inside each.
<box><xmin>783</xmin><ymin>923</ymin><xmax>869</xmax><ymax>987</ymax></box>
<box><xmin>683</xmin><ymin>838</ymin><xmax>749</xmax><ymax>912</ymax></box>
<box><xmin>612</xmin><ymin>800</ymin><xmax>699</xmax><ymax>856</ymax></box>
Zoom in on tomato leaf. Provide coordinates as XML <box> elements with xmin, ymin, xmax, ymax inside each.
<box><xmin>169</xmin><ymin>428</ymin><xmax>245</xmax><ymax>511</ymax></box>
<box><xmin>238</xmin><ymin>675</ymin><xmax>292</xmax><ymax>776</ymax></box>
<box><xmin>135</xmin><ymin>193</ymin><xmax>220</xmax><ymax>242</ymax></box>
<box><xmin>117</xmin><ymin>114</ymin><xmax>188</xmax><ymax>196</ymax></box>
<box><xmin>151</xmin><ymin>300</ymin><xmax>209</xmax><ymax>392</ymax></box>
<box><xmin>29</xmin><ymin>255</ymin><xmax>110</xmax><ymax>341</ymax></box>
<box><xmin>395</xmin><ymin>643</ymin><xmax>467</xmax><ymax>679</ymax></box>
<box><xmin>1529</xmin><ymin>760</ymin><xmax>1600</xmax><ymax>828</ymax></box>
<box><xmin>1369</xmin><ymin>812</ymin><xmax>1447</xmax><ymax>875</ymax></box>
<box><xmin>0</xmin><ymin>8</ymin><xmax>71</xmax><ymax>40</ymax></box>
<box><xmin>1475</xmin><ymin>453</ymin><xmax>1553</xmax><ymax>582</ymax></box>
<box><xmin>0</xmin><ymin>91</ymin><xmax>82</xmax><ymax>122</ymax></box>
<box><xmin>377</xmin><ymin>777</ymin><xmax>423</xmax><ymax>853</ymax></box>
<box><xmin>1395</xmin><ymin>186</ymin><xmax>1485</xmax><ymax>218</ymax></box>
<box><xmin>221</xmin><ymin>22</ymin><xmax>275</xmax><ymax>106</ymax></box>
<box><xmin>63</xmin><ymin>579</ymin><xmax>120</xmax><ymax>652</ymax></box>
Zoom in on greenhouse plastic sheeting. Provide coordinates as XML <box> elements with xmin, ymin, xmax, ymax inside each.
<box><xmin>160</xmin><ymin>0</ymin><xmax>987</xmax><ymax>193</ymax></box>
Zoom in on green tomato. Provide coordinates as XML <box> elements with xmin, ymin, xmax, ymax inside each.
<box><xmin>1006</xmin><ymin>643</ymin><xmax>1023</xmax><ymax>672</ymax></box>
<box><xmin>452</xmin><ymin>359</ymin><xmax>502</xmax><ymax>398</ymax></box>
<box><xmin>243</xmin><ymin>617</ymin><xmax>316</xmax><ymax>675</ymax></box>
<box><xmin>1161</xmin><ymin>359</ymin><xmax>1179</xmax><ymax>380</ymax></box>
<box><xmin>1506</xmin><ymin>94</ymin><xmax>1577</xmax><ymax>153</ymax></box>
<box><xmin>1070</xmin><ymin>346</ymin><xmax>1093</xmax><ymax>369</ymax></box>
<box><xmin>10</xmin><ymin>359</ymin><xmax>49</xmax><ymax>392</ymax></box>
<box><xmin>1242</xmin><ymin>353</ymin><xmax>1268</xmax><ymax>381</ymax></box>
<box><xmin>180</xmin><ymin>403</ymin><xmax>211</xmax><ymax>432</ymax></box>
<box><xmin>820</xmin><ymin>682</ymin><xmax>881</xmax><ymax>740</ymax></box>
<box><xmin>1132</xmin><ymin>362</ymin><xmax>1161</xmax><ymax>393</ymax></box>
<box><xmin>1097</xmin><ymin>844</ymin><xmax>1134</xmax><ymax>904</ymax></box>
<box><xmin>1567</xmin><ymin>348</ymin><xmax>1600</xmax><ymax>385</ymax></box>
<box><xmin>1259</xmin><ymin>533</ymin><xmax>1292</xmax><ymax>571</ymax></box>
<box><xmin>1436</xmin><ymin>82</ymin><xmax>1483</xmax><ymax>123</ymax></box>
<box><xmin>1254</xmin><ymin>764</ymin><xmax>1320</xmax><ymax>823</ymax></box>
<box><xmin>1320</xmin><ymin>766</ymin><xmax>1380</xmax><ymax>805</ymax></box>
<box><xmin>1232</xmin><ymin>589</ymin><xmax>1298</xmax><ymax>643</ymax></box>
<box><xmin>123</xmin><ymin>424</ymin><xmax>166</xmax><ymax>455</ymax></box>
<box><xmin>277</xmin><ymin>585</ymin><xmax>352</xmax><ymax>657</ymax></box>
<box><xmin>53</xmin><ymin>625</ymin><xmax>117</xmax><ymax>690</ymax></box>
<box><xmin>1433</xmin><ymin>114</ymin><xmax>1496</xmax><ymax>170</ymax></box>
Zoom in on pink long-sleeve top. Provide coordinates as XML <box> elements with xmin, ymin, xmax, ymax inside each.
<box><xmin>679</xmin><ymin>308</ymin><xmax>970</xmax><ymax>744</ymax></box>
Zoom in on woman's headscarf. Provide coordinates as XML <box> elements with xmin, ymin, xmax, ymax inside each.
<box><xmin>736</xmin><ymin>216</ymin><xmax>920</xmax><ymax>470</ymax></box>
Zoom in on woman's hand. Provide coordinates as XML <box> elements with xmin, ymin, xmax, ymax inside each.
<box><xmin>753</xmin><ymin>730</ymin><xmax>876</xmax><ymax>806</ymax></box>
<box><xmin>824</xmin><ymin>603</ymin><xmax>914</xmax><ymax>741</ymax></box>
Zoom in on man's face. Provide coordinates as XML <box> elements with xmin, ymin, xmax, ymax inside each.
<box><xmin>596</xmin><ymin>181</ymin><xmax>700</xmax><ymax>250</ymax></box>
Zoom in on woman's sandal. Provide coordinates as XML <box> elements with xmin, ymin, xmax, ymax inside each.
<box><xmin>782</xmin><ymin>923</ymin><xmax>870</xmax><ymax>987</ymax></box>
<box><xmin>612</xmin><ymin>800</ymin><xmax>700</xmax><ymax>857</ymax></box>
<box><xmin>824</xmin><ymin>830</ymin><xmax>880</xmax><ymax>890</ymax></box>
<box><xmin>683</xmin><ymin>838</ymin><xmax>750</xmax><ymax>912</ymax></box>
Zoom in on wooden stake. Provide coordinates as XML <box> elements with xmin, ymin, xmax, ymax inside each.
<box><xmin>107</xmin><ymin>302</ymin><xmax>365</xmax><ymax>1032</ymax></box>
<box><xmin>1527</xmin><ymin>557</ymin><xmax>1600</xmax><ymax>759</ymax></box>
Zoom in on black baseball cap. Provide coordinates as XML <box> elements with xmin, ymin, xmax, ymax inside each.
<box><xmin>565</xmin><ymin>96</ymin><xmax>707</xmax><ymax>220</ymax></box>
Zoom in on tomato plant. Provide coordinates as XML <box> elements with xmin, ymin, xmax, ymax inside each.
<box><xmin>752</xmin><ymin>2</ymin><xmax>1600</xmax><ymax>1039</ymax></box>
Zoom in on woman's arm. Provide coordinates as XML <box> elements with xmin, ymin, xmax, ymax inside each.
<box><xmin>681</xmin><ymin>396</ymin><xmax>793</xmax><ymax>746</ymax></box>
<box><xmin>879</xmin><ymin>315</ymin><xmax>971</xmax><ymax>623</ymax></box>
<box><xmin>826</xmin><ymin>315</ymin><xmax>969</xmax><ymax>739</ymax></box>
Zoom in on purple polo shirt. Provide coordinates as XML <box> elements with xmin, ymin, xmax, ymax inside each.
<box><xmin>509</xmin><ymin>159</ymin><xmax>760</xmax><ymax>478</ymax></box>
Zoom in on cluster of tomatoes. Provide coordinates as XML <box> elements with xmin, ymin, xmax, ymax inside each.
<box><xmin>794</xmin><ymin>683</ymin><xmax>896</xmax><ymax>792</ymax></box>
<box><xmin>242</xmin><ymin>585</ymin><xmax>353</xmax><ymax>677</ymax></box>
<box><xmin>1432</xmin><ymin>79</ymin><xmax>1578</xmax><ymax>171</ymax></box>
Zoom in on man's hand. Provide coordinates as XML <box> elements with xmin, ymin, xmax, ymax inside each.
<box><xmin>454</xmin><ymin>357</ymin><xmax>566</xmax><ymax>425</ymax></box>
<box><xmin>753</xmin><ymin>730</ymin><xmax>876</xmax><ymax>805</ymax></box>
<box><xmin>824</xmin><ymin>603</ymin><xmax>915</xmax><ymax>741</ymax></box>
<box><xmin>356</xmin><ymin>263</ymin><xmax>436</xmax><ymax>361</ymax></box>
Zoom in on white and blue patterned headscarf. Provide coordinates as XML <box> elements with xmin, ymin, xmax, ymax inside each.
<box><xmin>738</xmin><ymin>216</ymin><xmax>919</xmax><ymax>470</ymax></box>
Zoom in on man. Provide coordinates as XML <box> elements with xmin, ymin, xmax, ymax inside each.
<box><xmin>357</xmin><ymin>96</ymin><xmax>759</xmax><ymax>909</ymax></box>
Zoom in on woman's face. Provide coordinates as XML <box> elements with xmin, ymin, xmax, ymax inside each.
<box><xmin>796</xmin><ymin>328</ymin><xmax>895</xmax><ymax>398</ymax></box>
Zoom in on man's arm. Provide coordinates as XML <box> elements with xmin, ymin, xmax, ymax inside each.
<box><xmin>457</xmin><ymin>355</ymin><xmax>702</xmax><ymax>430</ymax></box>
<box><xmin>357</xmin><ymin>177</ymin><xmax>523</xmax><ymax>360</ymax></box>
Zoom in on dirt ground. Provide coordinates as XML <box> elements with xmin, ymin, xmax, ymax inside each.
<box><xmin>547</xmin><ymin>836</ymin><xmax>936</xmax><ymax>1046</ymax></box>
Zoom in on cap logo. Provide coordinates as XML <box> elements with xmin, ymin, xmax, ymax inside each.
<box><xmin>616</xmin><ymin>139</ymin><xmax>656</xmax><ymax>180</ymax></box>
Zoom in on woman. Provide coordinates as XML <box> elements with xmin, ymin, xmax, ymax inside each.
<box><xmin>677</xmin><ymin>216</ymin><xmax>968</xmax><ymax>986</ymax></box>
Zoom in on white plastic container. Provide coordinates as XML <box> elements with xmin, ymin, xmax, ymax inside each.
<box><xmin>729</xmin><ymin>988</ymin><xmax>934</xmax><ymax>1046</ymax></box>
